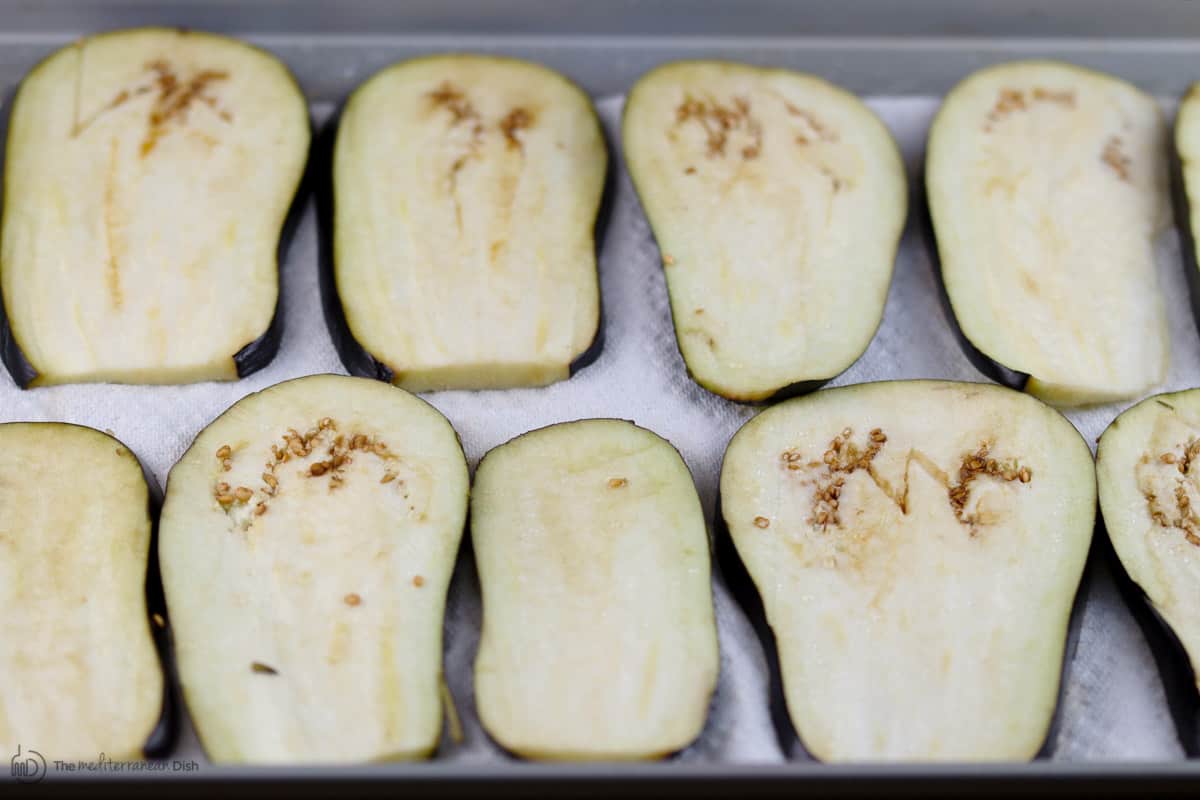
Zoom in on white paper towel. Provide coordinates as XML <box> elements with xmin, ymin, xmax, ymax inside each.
<box><xmin>1</xmin><ymin>94</ymin><xmax>1189</xmax><ymax>764</ymax></box>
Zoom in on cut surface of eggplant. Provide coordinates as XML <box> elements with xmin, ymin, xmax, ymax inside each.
<box><xmin>720</xmin><ymin>380</ymin><xmax>1095</xmax><ymax>761</ymax></box>
<box><xmin>1176</xmin><ymin>82</ymin><xmax>1200</xmax><ymax>338</ymax></box>
<box><xmin>927</xmin><ymin>60</ymin><xmax>1169</xmax><ymax>406</ymax></box>
<box><xmin>472</xmin><ymin>419</ymin><xmax>718</xmax><ymax>759</ymax></box>
<box><xmin>622</xmin><ymin>61</ymin><xmax>907</xmax><ymax>402</ymax></box>
<box><xmin>332</xmin><ymin>54</ymin><xmax>605</xmax><ymax>392</ymax></box>
<box><xmin>0</xmin><ymin>422</ymin><xmax>162</xmax><ymax>760</ymax></box>
<box><xmin>1097</xmin><ymin>389</ymin><xmax>1200</xmax><ymax>699</ymax></box>
<box><xmin>159</xmin><ymin>374</ymin><xmax>469</xmax><ymax>763</ymax></box>
<box><xmin>0</xmin><ymin>28</ymin><xmax>309</xmax><ymax>386</ymax></box>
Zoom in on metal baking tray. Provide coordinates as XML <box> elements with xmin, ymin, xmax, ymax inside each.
<box><xmin>9</xmin><ymin>0</ymin><xmax>1200</xmax><ymax>794</ymax></box>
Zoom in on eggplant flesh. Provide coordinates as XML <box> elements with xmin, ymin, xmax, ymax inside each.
<box><xmin>1097</xmin><ymin>390</ymin><xmax>1200</xmax><ymax>725</ymax></box>
<box><xmin>0</xmin><ymin>28</ymin><xmax>309</xmax><ymax>386</ymax></box>
<box><xmin>159</xmin><ymin>374</ymin><xmax>469</xmax><ymax>763</ymax></box>
<box><xmin>720</xmin><ymin>380</ymin><xmax>1095</xmax><ymax>761</ymax></box>
<box><xmin>927</xmin><ymin>60</ymin><xmax>1169</xmax><ymax>407</ymax></box>
<box><xmin>331</xmin><ymin>55</ymin><xmax>605</xmax><ymax>392</ymax></box>
<box><xmin>622</xmin><ymin>61</ymin><xmax>907</xmax><ymax>403</ymax></box>
<box><xmin>471</xmin><ymin>419</ymin><xmax>718</xmax><ymax>760</ymax></box>
<box><xmin>0</xmin><ymin>422</ymin><xmax>163</xmax><ymax>760</ymax></box>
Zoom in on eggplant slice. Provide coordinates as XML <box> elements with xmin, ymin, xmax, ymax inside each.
<box><xmin>926</xmin><ymin>60</ymin><xmax>1169</xmax><ymax>407</ymax></box>
<box><xmin>472</xmin><ymin>419</ymin><xmax>718</xmax><ymax>759</ymax></box>
<box><xmin>622</xmin><ymin>61</ymin><xmax>907</xmax><ymax>402</ymax></box>
<box><xmin>330</xmin><ymin>55</ymin><xmax>606</xmax><ymax>392</ymax></box>
<box><xmin>0</xmin><ymin>28</ymin><xmax>309</xmax><ymax>386</ymax></box>
<box><xmin>1097</xmin><ymin>390</ymin><xmax>1200</xmax><ymax>731</ymax></box>
<box><xmin>159</xmin><ymin>374</ymin><xmax>469</xmax><ymax>763</ymax></box>
<box><xmin>0</xmin><ymin>422</ymin><xmax>163</xmax><ymax>760</ymax></box>
<box><xmin>720</xmin><ymin>380</ymin><xmax>1095</xmax><ymax>761</ymax></box>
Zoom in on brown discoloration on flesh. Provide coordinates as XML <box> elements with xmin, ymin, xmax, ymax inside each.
<box><xmin>1102</xmin><ymin>136</ymin><xmax>1131</xmax><ymax>181</ymax></box>
<box><xmin>500</xmin><ymin>107</ymin><xmax>534</xmax><ymax>151</ymax></box>
<box><xmin>103</xmin><ymin>137</ymin><xmax>124</xmax><ymax>308</ymax></box>
<box><xmin>141</xmin><ymin>60</ymin><xmax>231</xmax><ymax>157</ymax></box>
<box><xmin>675</xmin><ymin>94</ymin><xmax>762</xmax><ymax>159</ymax></box>
<box><xmin>983</xmin><ymin>86</ymin><xmax>1076</xmax><ymax>132</ymax></box>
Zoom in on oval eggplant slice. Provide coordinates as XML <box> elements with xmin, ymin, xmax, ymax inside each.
<box><xmin>159</xmin><ymin>374</ymin><xmax>469</xmax><ymax>763</ymax></box>
<box><xmin>0</xmin><ymin>28</ymin><xmax>310</xmax><ymax>386</ymax></box>
<box><xmin>622</xmin><ymin>61</ymin><xmax>907</xmax><ymax>403</ymax></box>
<box><xmin>720</xmin><ymin>380</ymin><xmax>1095</xmax><ymax>761</ymax></box>
<box><xmin>0</xmin><ymin>422</ymin><xmax>163</xmax><ymax>760</ymax></box>
<box><xmin>927</xmin><ymin>60</ymin><xmax>1169</xmax><ymax>407</ymax></box>
<box><xmin>472</xmin><ymin>419</ymin><xmax>718</xmax><ymax>760</ymax></box>
<box><xmin>330</xmin><ymin>55</ymin><xmax>606</xmax><ymax>392</ymax></box>
<box><xmin>1097</xmin><ymin>389</ymin><xmax>1200</xmax><ymax>743</ymax></box>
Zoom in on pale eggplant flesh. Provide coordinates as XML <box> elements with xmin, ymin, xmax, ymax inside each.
<box><xmin>159</xmin><ymin>374</ymin><xmax>469</xmax><ymax>763</ymax></box>
<box><xmin>471</xmin><ymin>419</ymin><xmax>719</xmax><ymax>760</ymax></box>
<box><xmin>0</xmin><ymin>422</ymin><xmax>166</xmax><ymax>760</ymax></box>
<box><xmin>1174</xmin><ymin>83</ymin><xmax>1200</xmax><ymax>349</ymax></box>
<box><xmin>926</xmin><ymin>60</ymin><xmax>1170</xmax><ymax>407</ymax></box>
<box><xmin>622</xmin><ymin>61</ymin><xmax>907</xmax><ymax>403</ymax></box>
<box><xmin>328</xmin><ymin>54</ymin><xmax>606</xmax><ymax>392</ymax></box>
<box><xmin>720</xmin><ymin>380</ymin><xmax>1095</xmax><ymax>761</ymax></box>
<box><xmin>0</xmin><ymin>28</ymin><xmax>310</xmax><ymax>386</ymax></box>
<box><xmin>1096</xmin><ymin>389</ymin><xmax>1200</xmax><ymax>753</ymax></box>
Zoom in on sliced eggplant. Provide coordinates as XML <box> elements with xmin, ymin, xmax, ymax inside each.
<box><xmin>926</xmin><ymin>60</ymin><xmax>1169</xmax><ymax>406</ymax></box>
<box><xmin>1175</xmin><ymin>83</ymin><xmax>1200</xmax><ymax>344</ymax></box>
<box><xmin>0</xmin><ymin>28</ymin><xmax>310</xmax><ymax>386</ymax></box>
<box><xmin>1096</xmin><ymin>388</ymin><xmax>1200</xmax><ymax>748</ymax></box>
<box><xmin>0</xmin><ymin>422</ymin><xmax>163</xmax><ymax>760</ymax></box>
<box><xmin>330</xmin><ymin>55</ymin><xmax>606</xmax><ymax>392</ymax></box>
<box><xmin>622</xmin><ymin>61</ymin><xmax>907</xmax><ymax>402</ymax></box>
<box><xmin>720</xmin><ymin>380</ymin><xmax>1095</xmax><ymax>761</ymax></box>
<box><xmin>471</xmin><ymin>419</ymin><xmax>718</xmax><ymax>759</ymax></box>
<box><xmin>159</xmin><ymin>374</ymin><xmax>469</xmax><ymax>763</ymax></box>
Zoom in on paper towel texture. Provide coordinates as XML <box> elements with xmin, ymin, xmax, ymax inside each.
<box><xmin>0</xmin><ymin>95</ymin><xmax>1188</xmax><ymax>762</ymax></box>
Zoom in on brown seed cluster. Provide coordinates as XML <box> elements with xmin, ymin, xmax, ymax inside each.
<box><xmin>676</xmin><ymin>95</ymin><xmax>763</xmax><ymax>159</ymax></box>
<box><xmin>778</xmin><ymin>427</ymin><xmax>888</xmax><ymax>530</ymax></box>
<box><xmin>948</xmin><ymin>443</ymin><xmax>1032</xmax><ymax>526</ymax></box>
<box><xmin>212</xmin><ymin>416</ymin><xmax>406</xmax><ymax>525</ymax></box>
<box><xmin>983</xmin><ymin>86</ymin><xmax>1076</xmax><ymax>132</ymax></box>
<box><xmin>1143</xmin><ymin>440</ymin><xmax>1200</xmax><ymax>547</ymax></box>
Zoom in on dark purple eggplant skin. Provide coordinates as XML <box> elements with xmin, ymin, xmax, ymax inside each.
<box><xmin>314</xmin><ymin>91</ymin><xmax>609</xmax><ymax>388</ymax></box>
<box><xmin>139</xmin><ymin>460</ymin><xmax>181</xmax><ymax>760</ymax></box>
<box><xmin>1100</xmin><ymin>519</ymin><xmax>1200</xmax><ymax>756</ymax></box>
<box><xmin>919</xmin><ymin>185</ymin><xmax>1029</xmax><ymax>392</ymax></box>
<box><xmin>713</xmin><ymin>423</ymin><xmax>1089</xmax><ymax>761</ymax></box>
<box><xmin>104</xmin><ymin>428</ymin><xmax>180</xmax><ymax>759</ymax></box>
<box><xmin>0</xmin><ymin>31</ymin><xmax>311</xmax><ymax>388</ymax></box>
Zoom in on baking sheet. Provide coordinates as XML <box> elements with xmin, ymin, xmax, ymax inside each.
<box><xmin>3</xmin><ymin>12</ymin><xmax>1200</xmax><ymax>777</ymax></box>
